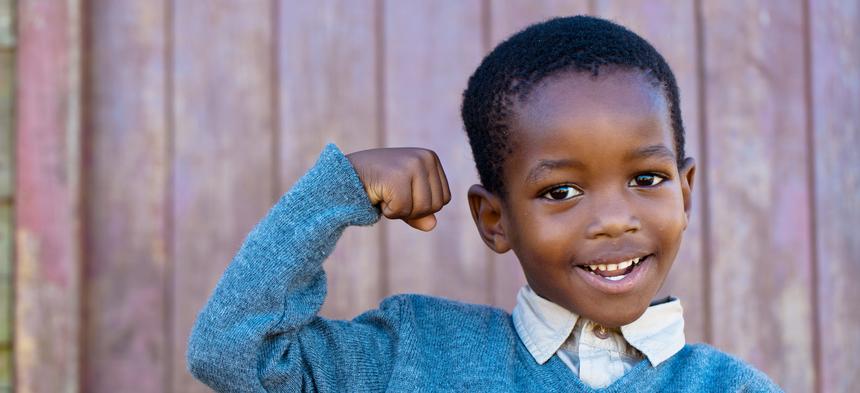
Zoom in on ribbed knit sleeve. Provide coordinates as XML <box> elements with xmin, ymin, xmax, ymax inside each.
<box><xmin>186</xmin><ymin>143</ymin><xmax>398</xmax><ymax>392</ymax></box>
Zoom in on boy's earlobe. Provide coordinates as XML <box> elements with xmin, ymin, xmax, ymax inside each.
<box><xmin>467</xmin><ymin>184</ymin><xmax>511</xmax><ymax>253</ymax></box>
<box><xmin>680</xmin><ymin>157</ymin><xmax>696</xmax><ymax>221</ymax></box>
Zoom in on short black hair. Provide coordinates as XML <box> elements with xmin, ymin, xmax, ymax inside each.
<box><xmin>461</xmin><ymin>15</ymin><xmax>685</xmax><ymax>197</ymax></box>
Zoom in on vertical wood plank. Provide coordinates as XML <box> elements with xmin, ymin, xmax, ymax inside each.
<box><xmin>0</xmin><ymin>0</ymin><xmax>14</xmax><ymax>48</ymax></box>
<box><xmin>384</xmin><ymin>1</ymin><xmax>490</xmax><ymax>304</ymax></box>
<box><xmin>85</xmin><ymin>1</ymin><xmax>168</xmax><ymax>392</ymax></box>
<box><xmin>592</xmin><ymin>0</ymin><xmax>707</xmax><ymax>344</ymax></box>
<box><xmin>0</xmin><ymin>204</ymin><xmax>11</xmax><ymax>391</ymax></box>
<box><xmin>0</xmin><ymin>1</ymin><xmax>14</xmax><ymax>385</ymax></box>
<box><xmin>15</xmin><ymin>0</ymin><xmax>82</xmax><ymax>392</ymax></box>
<box><xmin>277</xmin><ymin>0</ymin><xmax>383</xmax><ymax>319</ymax></box>
<box><xmin>488</xmin><ymin>0</ymin><xmax>591</xmax><ymax>311</ymax></box>
<box><xmin>701</xmin><ymin>0</ymin><xmax>814</xmax><ymax>389</ymax></box>
<box><xmin>810</xmin><ymin>0</ymin><xmax>860</xmax><ymax>392</ymax></box>
<box><xmin>171</xmin><ymin>1</ymin><xmax>275</xmax><ymax>391</ymax></box>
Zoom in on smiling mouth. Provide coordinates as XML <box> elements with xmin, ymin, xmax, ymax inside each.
<box><xmin>576</xmin><ymin>255</ymin><xmax>651</xmax><ymax>281</ymax></box>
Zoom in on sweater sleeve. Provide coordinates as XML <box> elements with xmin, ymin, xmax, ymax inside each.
<box><xmin>186</xmin><ymin>143</ymin><xmax>401</xmax><ymax>393</ymax></box>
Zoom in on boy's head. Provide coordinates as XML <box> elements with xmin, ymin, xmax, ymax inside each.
<box><xmin>463</xmin><ymin>15</ymin><xmax>696</xmax><ymax>328</ymax></box>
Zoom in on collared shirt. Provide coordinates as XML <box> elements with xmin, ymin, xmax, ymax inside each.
<box><xmin>512</xmin><ymin>285</ymin><xmax>686</xmax><ymax>388</ymax></box>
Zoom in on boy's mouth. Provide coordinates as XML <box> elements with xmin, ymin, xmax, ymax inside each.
<box><xmin>576</xmin><ymin>254</ymin><xmax>651</xmax><ymax>281</ymax></box>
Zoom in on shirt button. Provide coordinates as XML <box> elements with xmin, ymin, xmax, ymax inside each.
<box><xmin>593</xmin><ymin>324</ymin><xmax>610</xmax><ymax>339</ymax></box>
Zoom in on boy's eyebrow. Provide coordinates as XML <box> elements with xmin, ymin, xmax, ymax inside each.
<box><xmin>526</xmin><ymin>158</ymin><xmax>585</xmax><ymax>183</ymax></box>
<box><xmin>625</xmin><ymin>144</ymin><xmax>676</xmax><ymax>162</ymax></box>
<box><xmin>525</xmin><ymin>145</ymin><xmax>676</xmax><ymax>183</ymax></box>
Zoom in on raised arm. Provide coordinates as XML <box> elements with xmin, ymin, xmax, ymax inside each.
<box><xmin>186</xmin><ymin>143</ymin><xmax>450</xmax><ymax>392</ymax></box>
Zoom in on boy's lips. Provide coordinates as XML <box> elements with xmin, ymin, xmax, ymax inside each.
<box><xmin>572</xmin><ymin>254</ymin><xmax>654</xmax><ymax>295</ymax></box>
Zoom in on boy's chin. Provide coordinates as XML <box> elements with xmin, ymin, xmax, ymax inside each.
<box><xmin>582</xmin><ymin>303</ymin><xmax>649</xmax><ymax>329</ymax></box>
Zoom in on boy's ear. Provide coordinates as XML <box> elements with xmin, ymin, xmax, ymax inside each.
<box><xmin>679</xmin><ymin>157</ymin><xmax>696</xmax><ymax>222</ymax></box>
<box><xmin>467</xmin><ymin>184</ymin><xmax>511</xmax><ymax>254</ymax></box>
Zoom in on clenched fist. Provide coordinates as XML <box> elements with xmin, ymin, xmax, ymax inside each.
<box><xmin>346</xmin><ymin>148</ymin><xmax>451</xmax><ymax>231</ymax></box>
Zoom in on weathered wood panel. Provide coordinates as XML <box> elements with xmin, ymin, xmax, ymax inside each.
<box><xmin>701</xmin><ymin>0</ymin><xmax>814</xmax><ymax>390</ymax></box>
<box><xmin>0</xmin><ymin>0</ymin><xmax>14</xmax><ymax>48</ymax></box>
<box><xmin>15</xmin><ymin>0</ymin><xmax>82</xmax><ymax>392</ymax></box>
<box><xmin>171</xmin><ymin>1</ymin><xmax>275</xmax><ymax>391</ymax></box>
<box><xmin>84</xmin><ymin>0</ymin><xmax>169</xmax><ymax>392</ymax></box>
<box><xmin>384</xmin><ymin>1</ymin><xmax>490</xmax><ymax>304</ymax></box>
<box><xmin>487</xmin><ymin>0</ymin><xmax>590</xmax><ymax>311</ymax></box>
<box><xmin>276</xmin><ymin>0</ymin><xmax>384</xmax><ymax>319</ymax></box>
<box><xmin>1</xmin><ymin>0</ymin><xmax>15</xmax><ymax>389</ymax></box>
<box><xmin>0</xmin><ymin>204</ymin><xmax>12</xmax><ymax>391</ymax></box>
<box><xmin>593</xmin><ymin>0</ymin><xmax>707</xmax><ymax>344</ymax></box>
<box><xmin>810</xmin><ymin>1</ymin><xmax>860</xmax><ymax>392</ymax></box>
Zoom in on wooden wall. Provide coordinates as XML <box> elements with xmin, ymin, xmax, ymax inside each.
<box><xmin>9</xmin><ymin>0</ymin><xmax>859</xmax><ymax>392</ymax></box>
<box><xmin>0</xmin><ymin>0</ymin><xmax>13</xmax><ymax>391</ymax></box>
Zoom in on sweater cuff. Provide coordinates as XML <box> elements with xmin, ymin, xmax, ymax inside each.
<box><xmin>284</xmin><ymin>143</ymin><xmax>380</xmax><ymax>227</ymax></box>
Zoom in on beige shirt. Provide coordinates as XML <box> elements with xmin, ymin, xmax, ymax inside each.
<box><xmin>512</xmin><ymin>285</ymin><xmax>686</xmax><ymax>388</ymax></box>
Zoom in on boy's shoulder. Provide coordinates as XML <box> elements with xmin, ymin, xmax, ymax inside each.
<box><xmin>381</xmin><ymin>293</ymin><xmax>511</xmax><ymax>320</ymax></box>
<box><xmin>372</xmin><ymin>293</ymin><xmax>516</xmax><ymax>335</ymax></box>
<box><xmin>671</xmin><ymin>343</ymin><xmax>783</xmax><ymax>391</ymax></box>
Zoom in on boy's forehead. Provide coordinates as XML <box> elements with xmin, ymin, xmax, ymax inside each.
<box><xmin>513</xmin><ymin>70</ymin><xmax>668</xmax><ymax>131</ymax></box>
<box><xmin>502</xmin><ymin>70</ymin><xmax>677</xmax><ymax>183</ymax></box>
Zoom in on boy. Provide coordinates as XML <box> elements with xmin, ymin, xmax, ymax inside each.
<box><xmin>187</xmin><ymin>16</ymin><xmax>781</xmax><ymax>392</ymax></box>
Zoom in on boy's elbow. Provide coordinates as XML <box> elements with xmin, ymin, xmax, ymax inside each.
<box><xmin>186</xmin><ymin>325</ymin><xmax>249</xmax><ymax>391</ymax></box>
<box><xmin>187</xmin><ymin>339</ymin><xmax>256</xmax><ymax>392</ymax></box>
<box><xmin>186</xmin><ymin>346</ymin><xmax>214</xmax><ymax>385</ymax></box>
<box><xmin>186</xmin><ymin>332</ymin><xmax>224</xmax><ymax>388</ymax></box>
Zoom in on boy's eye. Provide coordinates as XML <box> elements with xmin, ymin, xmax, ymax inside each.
<box><xmin>628</xmin><ymin>174</ymin><xmax>666</xmax><ymax>187</ymax></box>
<box><xmin>541</xmin><ymin>185</ymin><xmax>582</xmax><ymax>201</ymax></box>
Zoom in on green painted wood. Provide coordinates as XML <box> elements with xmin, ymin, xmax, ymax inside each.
<box><xmin>171</xmin><ymin>1</ymin><xmax>276</xmax><ymax>391</ymax></box>
<box><xmin>0</xmin><ymin>0</ymin><xmax>14</xmax><ymax>48</ymax></box>
<box><xmin>0</xmin><ymin>204</ymin><xmax>11</xmax><ymax>390</ymax></box>
<box><xmin>593</xmin><ymin>0</ymin><xmax>707</xmax><ymax>344</ymax></box>
<box><xmin>701</xmin><ymin>1</ymin><xmax>814</xmax><ymax>390</ymax></box>
<box><xmin>383</xmin><ymin>0</ymin><xmax>491</xmax><ymax>305</ymax></box>
<box><xmin>84</xmin><ymin>0</ymin><xmax>169</xmax><ymax>391</ymax></box>
<box><xmin>810</xmin><ymin>1</ymin><xmax>860</xmax><ymax>392</ymax></box>
<box><xmin>15</xmin><ymin>0</ymin><xmax>82</xmax><ymax>391</ymax></box>
<box><xmin>276</xmin><ymin>0</ymin><xmax>384</xmax><ymax>319</ymax></box>
<box><xmin>487</xmin><ymin>0</ymin><xmax>591</xmax><ymax>311</ymax></box>
<box><xmin>0</xmin><ymin>2</ymin><xmax>12</xmax><ymax>390</ymax></box>
<box><xmin>0</xmin><ymin>50</ymin><xmax>12</xmax><ymax>199</ymax></box>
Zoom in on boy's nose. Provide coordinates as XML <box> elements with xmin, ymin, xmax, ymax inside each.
<box><xmin>584</xmin><ymin>198</ymin><xmax>641</xmax><ymax>239</ymax></box>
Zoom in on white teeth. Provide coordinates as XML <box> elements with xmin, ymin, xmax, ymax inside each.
<box><xmin>605</xmin><ymin>274</ymin><xmax>626</xmax><ymax>281</ymax></box>
<box><xmin>584</xmin><ymin>256</ymin><xmax>648</xmax><ymax>274</ymax></box>
<box><xmin>584</xmin><ymin>256</ymin><xmax>648</xmax><ymax>273</ymax></box>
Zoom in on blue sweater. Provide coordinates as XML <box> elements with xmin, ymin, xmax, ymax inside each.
<box><xmin>187</xmin><ymin>144</ymin><xmax>782</xmax><ymax>392</ymax></box>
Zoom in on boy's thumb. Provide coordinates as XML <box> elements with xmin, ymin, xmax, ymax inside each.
<box><xmin>404</xmin><ymin>214</ymin><xmax>437</xmax><ymax>232</ymax></box>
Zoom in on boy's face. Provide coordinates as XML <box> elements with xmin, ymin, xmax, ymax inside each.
<box><xmin>469</xmin><ymin>70</ymin><xmax>695</xmax><ymax>328</ymax></box>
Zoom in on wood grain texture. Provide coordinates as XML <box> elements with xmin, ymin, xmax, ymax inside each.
<box><xmin>171</xmin><ymin>1</ymin><xmax>275</xmax><ymax>391</ymax></box>
<box><xmin>701</xmin><ymin>1</ymin><xmax>814</xmax><ymax>390</ymax></box>
<box><xmin>277</xmin><ymin>0</ymin><xmax>384</xmax><ymax>320</ymax></box>
<box><xmin>593</xmin><ymin>0</ymin><xmax>707</xmax><ymax>344</ymax></box>
<box><xmin>84</xmin><ymin>1</ymin><xmax>168</xmax><ymax>392</ymax></box>
<box><xmin>15</xmin><ymin>0</ymin><xmax>82</xmax><ymax>392</ymax></box>
<box><xmin>810</xmin><ymin>1</ymin><xmax>860</xmax><ymax>392</ymax></box>
<box><xmin>487</xmin><ymin>0</ymin><xmax>590</xmax><ymax>311</ymax></box>
<box><xmin>384</xmin><ymin>0</ymin><xmax>490</xmax><ymax>304</ymax></box>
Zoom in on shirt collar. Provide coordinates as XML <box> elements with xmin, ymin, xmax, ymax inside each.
<box><xmin>512</xmin><ymin>285</ymin><xmax>686</xmax><ymax>367</ymax></box>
